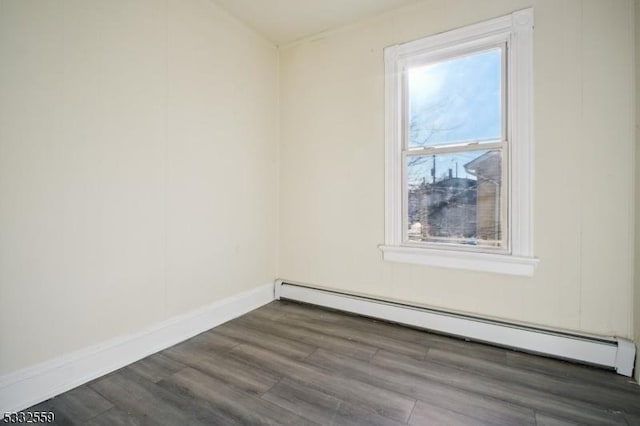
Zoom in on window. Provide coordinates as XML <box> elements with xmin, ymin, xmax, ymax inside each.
<box><xmin>380</xmin><ymin>9</ymin><xmax>538</xmax><ymax>276</ymax></box>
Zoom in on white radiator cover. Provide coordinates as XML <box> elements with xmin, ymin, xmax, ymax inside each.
<box><xmin>275</xmin><ymin>280</ymin><xmax>636</xmax><ymax>377</ymax></box>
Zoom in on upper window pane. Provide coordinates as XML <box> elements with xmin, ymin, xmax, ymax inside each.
<box><xmin>407</xmin><ymin>48</ymin><xmax>502</xmax><ymax>148</ymax></box>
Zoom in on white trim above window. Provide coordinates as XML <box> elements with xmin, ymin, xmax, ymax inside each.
<box><xmin>381</xmin><ymin>8</ymin><xmax>538</xmax><ymax>276</ymax></box>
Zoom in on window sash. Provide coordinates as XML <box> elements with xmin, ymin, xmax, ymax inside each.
<box><xmin>400</xmin><ymin>45</ymin><xmax>509</xmax><ymax>252</ymax></box>
<box><xmin>404</xmin><ymin>140</ymin><xmax>504</xmax><ymax>156</ymax></box>
<box><xmin>401</xmin><ymin>145</ymin><xmax>509</xmax><ymax>253</ymax></box>
<box><xmin>401</xmin><ymin>43</ymin><xmax>508</xmax><ymax>151</ymax></box>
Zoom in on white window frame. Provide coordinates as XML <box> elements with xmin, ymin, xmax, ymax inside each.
<box><xmin>380</xmin><ymin>8</ymin><xmax>538</xmax><ymax>276</ymax></box>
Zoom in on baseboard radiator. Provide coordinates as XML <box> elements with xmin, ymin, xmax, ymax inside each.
<box><xmin>275</xmin><ymin>280</ymin><xmax>636</xmax><ymax>377</ymax></box>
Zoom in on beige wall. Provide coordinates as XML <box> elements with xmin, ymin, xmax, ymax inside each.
<box><xmin>1</xmin><ymin>0</ymin><xmax>637</xmax><ymax>378</ymax></box>
<box><xmin>635</xmin><ymin>0</ymin><xmax>640</xmax><ymax>382</ymax></box>
<box><xmin>0</xmin><ymin>0</ymin><xmax>278</xmax><ymax>374</ymax></box>
<box><xmin>279</xmin><ymin>0</ymin><xmax>636</xmax><ymax>338</ymax></box>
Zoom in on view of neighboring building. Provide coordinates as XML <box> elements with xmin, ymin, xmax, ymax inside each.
<box><xmin>465</xmin><ymin>150</ymin><xmax>502</xmax><ymax>245</ymax></box>
<box><xmin>408</xmin><ymin>151</ymin><xmax>502</xmax><ymax>247</ymax></box>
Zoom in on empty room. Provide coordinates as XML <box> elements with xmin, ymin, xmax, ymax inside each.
<box><xmin>1</xmin><ymin>0</ymin><xmax>640</xmax><ymax>424</ymax></box>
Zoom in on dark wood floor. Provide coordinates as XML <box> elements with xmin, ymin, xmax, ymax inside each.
<box><xmin>29</xmin><ymin>300</ymin><xmax>640</xmax><ymax>425</ymax></box>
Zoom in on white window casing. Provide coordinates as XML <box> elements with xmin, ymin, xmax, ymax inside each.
<box><xmin>380</xmin><ymin>8</ymin><xmax>538</xmax><ymax>276</ymax></box>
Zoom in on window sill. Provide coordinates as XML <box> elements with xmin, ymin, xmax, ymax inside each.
<box><xmin>379</xmin><ymin>245</ymin><xmax>539</xmax><ymax>277</ymax></box>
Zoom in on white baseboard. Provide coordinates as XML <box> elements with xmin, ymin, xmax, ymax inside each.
<box><xmin>0</xmin><ymin>283</ymin><xmax>275</xmax><ymax>413</ymax></box>
<box><xmin>275</xmin><ymin>280</ymin><xmax>636</xmax><ymax>377</ymax></box>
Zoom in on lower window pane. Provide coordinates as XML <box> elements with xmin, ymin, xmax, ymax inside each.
<box><xmin>406</xmin><ymin>150</ymin><xmax>504</xmax><ymax>248</ymax></box>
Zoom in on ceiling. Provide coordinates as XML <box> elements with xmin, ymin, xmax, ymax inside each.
<box><xmin>212</xmin><ymin>0</ymin><xmax>419</xmax><ymax>46</ymax></box>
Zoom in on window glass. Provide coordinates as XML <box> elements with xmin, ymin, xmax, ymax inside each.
<box><xmin>406</xmin><ymin>150</ymin><xmax>503</xmax><ymax>248</ymax></box>
<box><xmin>407</xmin><ymin>49</ymin><xmax>502</xmax><ymax>148</ymax></box>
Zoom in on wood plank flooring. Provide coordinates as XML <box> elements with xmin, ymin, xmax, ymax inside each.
<box><xmin>29</xmin><ymin>300</ymin><xmax>640</xmax><ymax>425</ymax></box>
